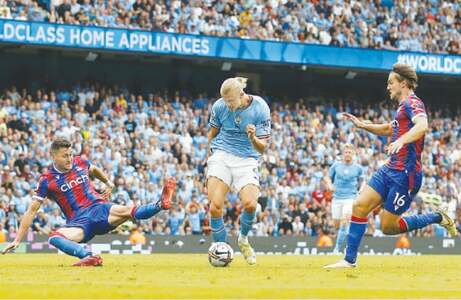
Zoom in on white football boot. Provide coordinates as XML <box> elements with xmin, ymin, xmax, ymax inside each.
<box><xmin>238</xmin><ymin>234</ymin><xmax>256</xmax><ymax>265</ymax></box>
<box><xmin>324</xmin><ymin>259</ymin><xmax>356</xmax><ymax>269</ymax></box>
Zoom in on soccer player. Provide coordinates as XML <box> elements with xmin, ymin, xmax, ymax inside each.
<box><xmin>328</xmin><ymin>143</ymin><xmax>364</xmax><ymax>254</ymax></box>
<box><xmin>325</xmin><ymin>63</ymin><xmax>457</xmax><ymax>269</ymax></box>
<box><xmin>207</xmin><ymin>77</ymin><xmax>271</xmax><ymax>265</ymax></box>
<box><xmin>2</xmin><ymin>138</ymin><xmax>176</xmax><ymax>266</ymax></box>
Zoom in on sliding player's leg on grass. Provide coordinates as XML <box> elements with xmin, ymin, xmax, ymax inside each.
<box><xmin>50</xmin><ymin>178</ymin><xmax>176</xmax><ymax>267</ymax></box>
<box><xmin>238</xmin><ymin>184</ymin><xmax>259</xmax><ymax>265</ymax></box>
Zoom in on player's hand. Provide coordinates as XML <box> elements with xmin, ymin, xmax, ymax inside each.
<box><xmin>102</xmin><ymin>181</ymin><xmax>115</xmax><ymax>200</ymax></box>
<box><xmin>387</xmin><ymin>138</ymin><xmax>405</xmax><ymax>155</ymax></box>
<box><xmin>246</xmin><ymin>124</ymin><xmax>256</xmax><ymax>141</ymax></box>
<box><xmin>2</xmin><ymin>240</ymin><xmax>20</xmax><ymax>255</ymax></box>
<box><xmin>341</xmin><ymin>113</ymin><xmax>365</xmax><ymax>129</ymax></box>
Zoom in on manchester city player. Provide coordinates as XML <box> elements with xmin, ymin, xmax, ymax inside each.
<box><xmin>207</xmin><ymin>77</ymin><xmax>271</xmax><ymax>265</ymax></box>
<box><xmin>328</xmin><ymin>143</ymin><xmax>364</xmax><ymax>254</ymax></box>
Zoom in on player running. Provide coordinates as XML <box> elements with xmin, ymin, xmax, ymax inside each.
<box><xmin>207</xmin><ymin>77</ymin><xmax>271</xmax><ymax>265</ymax></box>
<box><xmin>327</xmin><ymin>144</ymin><xmax>364</xmax><ymax>254</ymax></box>
<box><xmin>325</xmin><ymin>63</ymin><xmax>457</xmax><ymax>269</ymax></box>
<box><xmin>2</xmin><ymin>138</ymin><xmax>176</xmax><ymax>266</ymax></box>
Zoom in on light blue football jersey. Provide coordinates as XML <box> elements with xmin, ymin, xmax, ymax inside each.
<box><xmin>209</xmin><ymin>95</ymin><xmax>271</xmax><ymax>159</ymax></box>
<box><xmin>329</xmin><ymin>161</ymin><xmax>364</xmax><ymax>200</ymax></box>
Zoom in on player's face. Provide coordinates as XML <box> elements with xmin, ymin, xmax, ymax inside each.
<box><xmin>343</xmin><ymin>148</ymin><xmax>354</xmax><ymax>163</ymax></box>
<box><xmin>222</xmin><ymin>90</ymin><xmax>243</xmax><ymax>111</ymax></box>
<box><xmin>52</xmin><ymin>147</ymin><xmax>73</xmax><ymax>172</ymax></box>
<box><xmin>387</xmin><ymin>72</ymin><xmax>403</xmax><ymax>101</ymax></box>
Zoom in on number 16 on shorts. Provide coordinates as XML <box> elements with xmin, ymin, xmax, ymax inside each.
<box><xmin>387</xmin><ymin>190</ymin><xmax>411</xmax><ymax>215</ymax></box>
<box><xmin>393</xmin><ymin>193</ymin><xmax>406</xmax><ymax>211</ymax></box>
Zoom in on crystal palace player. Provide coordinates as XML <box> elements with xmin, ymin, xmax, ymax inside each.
<box><xmin>2</xmin><ymin>138</ymin><xmax>176</xmax><ymax>266</ymax></box>
<box><xmin>325</xmin><ymin>63</ymin><xmax>457</xmax><ymax>269</ymax></box>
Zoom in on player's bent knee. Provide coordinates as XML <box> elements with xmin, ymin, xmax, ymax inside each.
<box><xmin>52</xmin><ymin>227</ymin><xmax>84</xmax><ymax>243</ymax></box>
<box><xmin>352</xmin><ymin>202</ymin><xmax>367</xmax><ymax>216</ymax></box>
<box><xmin>209</xmin><ymin>202</ymin><xmax>223</xmax><ymax>217</ymax></box>
<box><xmin>242</xmin><ymin>201</ymin><xmax>256</xmax><ymax>213</ymax></box>
<box><xmin>48</xmin><ymin>231</ymin><xmax>67</xmax><ymax>244</ymax></box>
<box><xmin>381</xmin><ymin>223</ymin><xmax>400</xmax><ymax>235</ymax></box>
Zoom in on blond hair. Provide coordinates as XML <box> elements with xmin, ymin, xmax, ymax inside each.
<box><xmin>220</xmin><ymin>77</ymin><xmax>248</xmax><ymax>97</ymax></box>
<box><xmin>343</xmin><ymin>143</ymin><xmax>355</xmax><ymax>151</ymax></box>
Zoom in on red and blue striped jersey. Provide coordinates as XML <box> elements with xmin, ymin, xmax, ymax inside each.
<box><xmin>33</xmin><ymin>156</ymin><xmax>106</xmax><ymax>221</ymax></box>
<box><xmin>387</xmin><ymin>94</ymin><xmax>427</xmax><ymax>172</ymax></box>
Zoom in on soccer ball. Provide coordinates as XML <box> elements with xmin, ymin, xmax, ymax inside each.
<box><xmin>208</xmin><ymin>242</ymin><xmax>234</xmax><ymax>267</ymax></box>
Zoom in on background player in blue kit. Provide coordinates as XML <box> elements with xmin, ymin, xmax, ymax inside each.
<box><xmin>327</xmin><ymin>143</ymin><xmax>364</xmax><ymax>254</ymax></box>
<box><xmin>207</xmin><ymin>77</ymin><xmax>271</xmax><ymax>265</ymax></box>
<box><xmin>325</xmin><ymin>63</ymin><xmax>457</xmax><ymax>269</ymax></box>
<box><xmin>2</xmin><ymin>138</ymin><xmax>176</xmax><ymax>266</ymax></box>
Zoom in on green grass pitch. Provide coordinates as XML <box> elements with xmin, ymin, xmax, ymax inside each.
<box><xmin>0</xmin><ymin>254</ymin><xmax>460</xmax><ymax>299</ymax></box>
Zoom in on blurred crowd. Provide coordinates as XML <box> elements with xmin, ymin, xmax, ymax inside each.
<box><xmin>0</xmin><ymin>82</ymin><xmax>460</xmax><ymax>245</ymax></box>
<box><xmin>0</xmin><ymin>0</ymin><xmax>460</xmax><ymax>54</ymax></box>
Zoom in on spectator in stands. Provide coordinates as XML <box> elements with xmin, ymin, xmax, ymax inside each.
<box><xmin>0</xmin><ymin>82</ymin><xmax>460</xmax><ymax>240</ymax></box>
<box><xmin>1</xmin><ymin>0</ymin><xmax>460</xmax><ymax>54</ymax></box>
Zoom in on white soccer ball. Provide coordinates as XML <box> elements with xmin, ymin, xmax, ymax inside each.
<box><xmin>208</xmin><ymin>242</ymin><xmax>234</xmax><ymax>267</ymax></box>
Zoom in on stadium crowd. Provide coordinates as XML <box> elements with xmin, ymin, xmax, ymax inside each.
<box><xmin>0</xmin><ymin>83</ymin><xmax>460</xmax><ymax>244</ymax></box>
<box><xmin>0</xmin><ymin>0</ymin><xmax>460</xmax><ymax>54</ymax></box>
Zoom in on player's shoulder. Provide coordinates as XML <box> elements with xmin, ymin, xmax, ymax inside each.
<box><xmin>212</xmin><ymin>98</ymin><xmax>226</xmax><ymax>110</ymax></box>
<box><xmin>38</xmin><ymin>166</ymin><xmax>54</xmax><ymax>182</ymax></box>
<box><xmin>405</xmin><ymin>94</ymin><xmax>425</xmax><ymax>106</ymax></box>
<box><xmin>74</xmin><ymin>155</ymin><xmax>91</xmax><ymax>169</ymax></box>
<box><xmin>251</xmin><ymin>95</ymin><xmax>270</xmax><ymax>111</ymax></box>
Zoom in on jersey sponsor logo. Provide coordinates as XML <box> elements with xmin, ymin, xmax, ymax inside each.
<box><xmin>60</xmin><ymin>174</ymin><xmax>89</xmax><ymax>192</ymax></box>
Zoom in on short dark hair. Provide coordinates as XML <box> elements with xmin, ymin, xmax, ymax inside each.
<box><xmin>51</xmin><ymin>138</ymin><xmax>72</xmax><ymax>153</ymax></box>
<box><xmin>392</xmin><ymin>63</ymin><xmax>418</xmax><ymax>90</ymax></box>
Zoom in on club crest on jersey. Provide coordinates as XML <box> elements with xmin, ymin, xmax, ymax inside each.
<box><xmin>235</xmin><ymin>116</ymin><xmax>241</xmax><ymax>125</ymax></box>
<box><xmin>60</xmin><ymin>174</ymin><xmax>89</xmax><ymax>192</ymax></box>
<box><xmin>391</xmin><ymin>120</ymin><xmax>399</xmax><ymax>128</ymax></box>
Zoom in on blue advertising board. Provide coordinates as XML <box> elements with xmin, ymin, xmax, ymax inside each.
<box><xmin>0</xmin><ymin>20</ymin><xmax>460</xmax><ymax>76</ymax></box>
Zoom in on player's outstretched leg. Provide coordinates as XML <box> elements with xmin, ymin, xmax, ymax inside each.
<box><xmin>48</xmin><ymin>229</ymin><xmax>102</xmax><ymax>267</ymax></box>
<box><xmin>397</xmin><ymin>208</ymin><xmax>457</xmax><ymax>237</ymax></box>
<box><xmin>237</xmin><ymin>184</ymin><xmax>258</xmax><ymax>265</ymax></box>
<box><xmin>131</xmin><ymin>178</ymin><xmax>176</xmax><ymax>220</ymax></box>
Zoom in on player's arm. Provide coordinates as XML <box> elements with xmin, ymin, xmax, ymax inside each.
<box><xmin>89</xmin><ymin>165</ymin><xmax>115</xmax><ymax>199</ymax></box>
<box><xmin>207</xmin><ymin>101</ymin><xmax>222</xmax><ymax>156</ymax></box>
<box><xmin>246</xmin><ymin>124</ymin><xmax>268</xmax><ymax>154</ymax></box>
<box><xmin>207</xmin><ymin>126</ymin><xmax>219</xmax><ymax>147</ymax></box>
<box><xmin>388</xmin><ymin>115</ymin><xmax>428</xmax><ymax>154</ymax></box>
<box><xmin>2</xmin><ymin>199</ymin><xmax>42</xmax><ymax>254</ymax></box>
<box><xmin>249</xmin><ymin>105</ymin><xmax>271</xmax><ymax>154</ymax></box>
<box><xmin>327</xmin><ymin>164</ymin><xmax>336</xmax><ymax>192</ymax></box>
<box><xmin>342</xmin><ymin>113</ymin><xmax>392</xmax><ymax>136</ymax></box>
